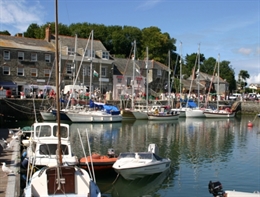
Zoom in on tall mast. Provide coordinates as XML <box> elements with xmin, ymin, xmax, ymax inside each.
<box><xmin>217</xmin><ymin>54</ymin><xmax>220</xmax><ymax>110</ymax></box>
<box><xmin>146</xmin><ymin>47</ymin><xmax>148</xmax><ymax>108</ymax></box>
<box><xmin>179</xmin><ymin>42</ymin><xmax>182</xmax><ymax>99</ymax></box>
<box><xmin>197</xmin><ymin>44</ymin><xmax>200</xmax><ymax>108</ymax></box>
<box><xmin>168</xmin><ymin>50</ymin><xmax>171</xmax><ymax>106</ymax></box>
<box><xmin>89</xmin><ymin>30</ymin><xmax>93</xmax><ymax>100</ymax></box>
<box><xmin>55</xmin><ymin>0</ymin><xmax>62</xmax><ymax>165</ymax></box>
<box><xmin>131</xmin><ymin>41</ymin><xmax>136</xmax><ymax>109</ymax></box>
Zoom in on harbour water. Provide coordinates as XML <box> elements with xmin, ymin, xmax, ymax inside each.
<box><xmin>4</xmin><ymin>115</ymin><xmax>260</xmax><ymax>197</ymax></box>
<box><xmin>70</xmin><ymin>115</ymin><xmax>260</xmax><ymax>197</ymax></box>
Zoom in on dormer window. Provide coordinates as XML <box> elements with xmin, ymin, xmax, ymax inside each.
<box><xmin>84</xmin><ymin>49</ymin><xmax>95</xmax><ymax>59</ymax></box>
<box><xmin>18</xmin><ymin>52</ymin><xmax>24</xmax><ymax>60</ymax></box>
<box><xmin>68</xmin><ymin>47</ymin><xmax>75</xmax><ymax>56</ymax></box>
<box><xmin>102</xmin><ymin>51</ymin><xmax>109</xmax><ymax>59</ymax></box>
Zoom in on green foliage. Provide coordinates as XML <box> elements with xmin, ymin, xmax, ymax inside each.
<box><xmin>0</xmin><ymin>30</ymin><xmax>11</xmax><ymax>35</ymax></box>
<box><xmin>22</xmin><ymin>21</ymin><xmax>237</xmax><ymax>92</ymax></box>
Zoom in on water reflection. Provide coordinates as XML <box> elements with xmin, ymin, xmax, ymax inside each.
<box><xmin>68</xmin><ymin>116</ymin><xmax>260</xmax><ymax>196</ymax></box>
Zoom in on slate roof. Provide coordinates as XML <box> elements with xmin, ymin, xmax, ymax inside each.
<box><xmin>0</xmin><ymin>34</ymin><xmax>54</xmax><ymax>52</ymax></box>
<box><xmin>113</xmin><ymin>58</ymin><xmax>171</xmax><ymax>76</ymax></box>
<box><xmin>187</xmin><ymin>71</ymin><xmax>228</xmax><ymax>84</ymax></box>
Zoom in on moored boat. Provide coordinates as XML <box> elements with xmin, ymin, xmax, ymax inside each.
<box><xmin>112</xmin><ymin>144</ymin><xmax>171</xmax><ymax>180</ymax></box>
<box><xmin>80</xmin><ymin>149</ymin><xmax>117</xmax><ymax>171</ymax></box>
<box><xmin>208</xmin><ymin>181</ymin><xmax>260</xmax><ymax>197</ymax></box>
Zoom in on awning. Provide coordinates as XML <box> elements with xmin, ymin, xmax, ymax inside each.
<box><xmin>0</xmin><ymin>81</ymin><xmax>17</xmax><ymax>88</ymax></box>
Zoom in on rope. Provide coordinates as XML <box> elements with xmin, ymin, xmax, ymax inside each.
<box><xmin>3</xmin><ymin>99</ymin><xmax>41</xmax><ymax>115</ymax></box>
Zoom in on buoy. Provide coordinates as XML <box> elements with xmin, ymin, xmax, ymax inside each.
<box><xmin>247</xmin><ymin>121</ymin><xmax>253</xmax><ymax>127</ymax></box>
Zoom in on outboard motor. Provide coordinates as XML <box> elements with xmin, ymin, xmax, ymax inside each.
<box><xmin>148</xmin><ymin>144</ymin><xmax>159</xmax><ymax>155</ymax></box>
<box><xmin>107</xmin><ymin>148</ymin><xmax>116</xmax><ymax>158</ymax></box>
<box><xmin>208</xmin><ymin>181</ymin><xmax>225</xmax><ymax>197</ymax></box>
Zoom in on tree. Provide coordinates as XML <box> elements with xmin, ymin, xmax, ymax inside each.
<box><xmin>24</xmin><ymin>23</ymin><xmax>41</xmax><ymax>38</ymax></box>
<box><xmin>238</xmin><ymin>70</ymin><xmax>250</xmax><ymax>92</ymax></box>
<box><xmin>0</xmin><ymin>30</ymin><xmax>11</xmax><ymax>35</ymax></box>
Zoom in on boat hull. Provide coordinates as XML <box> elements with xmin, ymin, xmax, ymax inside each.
<box><xmin>185</xmin><ymin>108</ymin><xmax>205</xmax><ymax>118</ymax></box>
<box><xmin>66</xmin><ymin>111</ymin><xmax>122</xmax><ymax>123</ymax></box>
<box><xmin>113</xmin><ymin>160</ymin><xmax>171</xmax><ymax>180</ymax></box>
<box><xmin>132</xmin><ymin>111</ymin><xmax>148</xmax><ymax>120</ymax></box>
<box><xmin>80</xmin><ymin>154</ymin><xmax>117</xmax><ymax>171</ymax></box>
<box><xmin>40</xmin><ymin>111</ymin><xmax>56</xmax><ymax>121</ymax></box>
<box><xmin>147</xmin><ymin>113</ymin><xmax>179</xmax><ymax>120</ymax></box>
<box><xmin>203</xmin><ymin>111</ymin><xmax>236</xmax><ymax>118</ymax></box>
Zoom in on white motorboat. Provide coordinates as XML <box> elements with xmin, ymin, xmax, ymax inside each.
<box><xmin>26</xmin><ymin>122</ymin><xmax>78</xmax><ymax>168</ymax></box>
<box><xmin>112</xmin><ymin>144</ymin><xmax>171</xmax><ymax>180</ymax></box>
<box><xmin>208</xmin><ymin>181</ymin><xmax>260</xmax><ymax>197</ymax></box>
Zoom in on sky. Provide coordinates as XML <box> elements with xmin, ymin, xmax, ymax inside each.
<box><xmin>0</xmin><ymin>0</ymin><xmax>259</xmax><ymax>85</ymax></box>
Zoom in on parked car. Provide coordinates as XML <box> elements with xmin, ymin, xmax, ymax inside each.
<box><xmin>246</xmin><ymin>93</ymin><xmax>259</xmax><ymax>101</ymax></box>
<box><xmin>228</xmin><ymin>93</ymin><xmax>242</xmax><ymax>100</ymax></box>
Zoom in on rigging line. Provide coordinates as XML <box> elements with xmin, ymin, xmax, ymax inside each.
<box><xmin>3</xmin><ymin>99</ymin><xmax>39</xmax><ymax>110</ymax></box>
<box><xmin>4</xmin><ymin>100</ymin><xmax>41</xmax><ymax>115</ymax></box>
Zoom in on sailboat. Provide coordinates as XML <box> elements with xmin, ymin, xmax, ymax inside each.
<box><xmin>185</xmin><ymin>44</ymin><xmax>206</xmax><ymax>118</ymax></box>
<box><xmin>147</xmin><ymin>50</ymin><xmax>179</xmax><ymax>120</ymax></box>
<box><xmin>23</xmin><ymin>1</ymin><xmax>101</xmax><ymax>196</ymax></box>
<box><xmin>203</xmin><ymin>55</ymin><xmax>235</xmax><ymax>118</ymax></box>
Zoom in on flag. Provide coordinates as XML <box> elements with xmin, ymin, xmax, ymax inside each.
<box><xmin>93</xmin><ymin>70</ymin><xmax>98</xmax><ymax>77</ymax></box>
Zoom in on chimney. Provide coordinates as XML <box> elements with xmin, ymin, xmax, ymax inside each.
<box><xmin>45</xmin><ymin>24</ymin><xmax>51</xmax><ymax>42</ymax></box>
<box><xmin>15</xmin><ymin>33</ymin><xmax>23</xmax><ymax>37</ymax></box>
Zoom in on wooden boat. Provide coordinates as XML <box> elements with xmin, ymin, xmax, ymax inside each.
<box><xmin>208</xmin><ymin>181</ymin><xmax>260</xmax><ymax>197</ymax></box>
<box><xmin>80</xmin><ymin>149</ymin><xmax>117</xmax><ymax>171</ymax></box>
<box><xmin>147</xmin><ymin>107</ymin><xmax>179</xmax><ymax>121</ymax></box>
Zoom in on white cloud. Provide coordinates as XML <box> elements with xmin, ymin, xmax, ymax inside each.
<box><xmin>0</xmin><ymin>0</ymin><xmax>44</xmax><ymax>35</ymax></box>
<box><xmin>238</xmin><ymin>48</ymin><xmax>252</xmax><ymax>55</ymax></box>
<box><xmin>137</xmin><ymin>0</ymin><xmax>162</xmax><ymax>10</ymax></box>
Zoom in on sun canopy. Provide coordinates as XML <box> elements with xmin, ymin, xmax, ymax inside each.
<box><xmin>0</xmin><ymin>81</ymin><xmax>17</xmax><ymax>88</ymax></box>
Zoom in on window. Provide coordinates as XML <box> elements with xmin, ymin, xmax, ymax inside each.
<box><xmin>157</xmin><ymin>69</ymin><xmax>162</xmax><ymax>76</ymax></box>
<box><xmin>84</xmin><ymin>49</ymin><xmax>95</xmax><ymax>58</ymax></box>
<box><xmin>127</xmin><ymin>77</ymin><xmax>131</xmax><ymax>87</ymax></box>
<box><xmin>3</xmin><ymin>50</ymin><xmax>10</xmax><ymax>60</ymax></box>
<box><xmin>3</xmin><ymin>66</ymin><xmax>10</xmax><ymax>75</ymax></box>
<box><xmin>18</xmin><ymin>52</ymin><xmax>24</xmax><ymax>60</ymax></box>
<box><xmin>45</xmin><ymin>54</ymin><xmax>51</xmax><ymax>63</ymax></box>
<box><xmin>31</xmin><ymin>68</ymin><xmax>38</xmax><ymax>77</ymax></box>
<box><xmin>44</xmin><ymin>69</ymin><xmax>50</xmax><ymax>77</ymax></box>
<box><xmin>102</xmin><ymin>51</ymin><xmax>109</xmax><ymax>59</ymax></box>
<box><xmin>66</xmin><ymin>63</ymin><xmax>72</xmax><ymax>74</ymax></box>
<box><xmin>86</xmin><ymin>65</ymin><xmax>90</xmax><ymax>76</ymax></box>
<box><xmin>17</xmin><ymin>67</ymin><xmax>24</xmax><ymax>76</ymax></box>
<box><xmin>31</xmin><ymin>53</ymin><xmax>37</xmax><ymax>61</ymax></box>
<box><xmin>101</xmin><ymin>67</ymin><xmax>107</xmax><ymax>77</ymax></box>
<box><xmin>68</xmin><ymin>47</ymin><xmax>74</xmax><ymax>56</ymax></box>
<box><xmin>117</xmin><ymin>78</ymin><xmax>122</xmax><ymax>83</ymax></box>
<box><xmin>82</xmin><ymin>64</ymin><xmax>87</xmax><ymax>76</ymax></box>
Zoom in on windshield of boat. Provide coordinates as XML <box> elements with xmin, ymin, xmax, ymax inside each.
<box><xmin>39</xmin><ymin>144</ymin><xmax>69</xmax><ymax>155</ymax></box>
<box><xmin>118</xmin><ymin>152</ymin><xmax>153</xmax><ymax>159</ymax></box>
